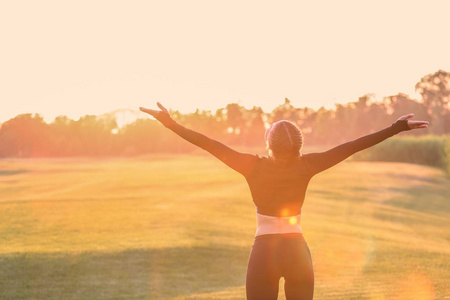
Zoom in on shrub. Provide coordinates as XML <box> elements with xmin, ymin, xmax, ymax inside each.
<box><xmin>352</xmin><ymin>135</ymin><xmax>450</xmax><ymax>175</ymax></box>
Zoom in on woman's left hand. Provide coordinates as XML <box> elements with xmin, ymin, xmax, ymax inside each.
<box><xmin>397</xmin><ymin>113</ymin><xmax>429</xmax><ymax>130</ymax></box>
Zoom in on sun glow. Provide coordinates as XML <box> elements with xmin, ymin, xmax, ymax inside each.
<box><xmin>289</xmin><ymin>217</ymin><xmax>298</xmax><ymax>225</ymax></box>
<box><xmin>2</xmin><ymin>1</ymin><xmax>450</xmax><ymax>125</ymax></box>
<box><xmin>393</xmin><ymin>273</ymin><xmax>435</xmax><ymax>300</ymax></box>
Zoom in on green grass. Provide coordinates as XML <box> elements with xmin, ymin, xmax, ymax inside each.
<box><xmin>0</xmin><ymin>155</ymin><xmax>449</xmax><ymax>299</ymax></box>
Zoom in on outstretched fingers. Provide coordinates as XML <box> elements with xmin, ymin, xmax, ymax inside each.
<box><xmin>408</xmin><ymin>120</ymin><xmax>430</xmax><ymax>129</ymax></box>
<box><xmin>157</xmin><ymin>102</ymin><xmax>169</xmax><ymax>114</ymax></box>
<box><xmin>139</xmin><ymin>107</ymin><xmax>160</xmax><ymax>118</ymax></box>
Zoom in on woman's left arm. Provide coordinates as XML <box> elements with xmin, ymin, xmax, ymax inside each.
<box><xmin>303</xmin><ymin>113</ymin><xmax>429</xmax><ymax>175</ymax></box>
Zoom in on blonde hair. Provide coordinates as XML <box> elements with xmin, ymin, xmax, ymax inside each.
<box><xmin>265</xmin><ymin>120</ymin><xmax>303</xmax><ymax>159</ymax></box>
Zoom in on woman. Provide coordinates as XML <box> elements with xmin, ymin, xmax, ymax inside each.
<box><xmin>140</xmin><ymin>103</ymin><xmax>429</xmax><ymax>300</ymax></box>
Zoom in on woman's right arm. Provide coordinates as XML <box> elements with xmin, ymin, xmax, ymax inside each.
<box><xmin>140</xmin><ymin>103</ymin><xmax>257</xmax><ymax>176</ymax></box>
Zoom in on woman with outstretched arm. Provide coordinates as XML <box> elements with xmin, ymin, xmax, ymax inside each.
<box><xmin>140</xmin><ymin>103</ymin><xmax>429</xmax><ymax>300</ymax></box>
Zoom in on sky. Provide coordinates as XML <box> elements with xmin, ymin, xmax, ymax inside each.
<box><xmin>1</xmin><ymin>0</ymin><xmax>450</xmax><ymax>125</ymax></box>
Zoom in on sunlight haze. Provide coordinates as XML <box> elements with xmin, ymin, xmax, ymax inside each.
<box><xmin>1</xmin><ymin>0</ymin><xmax>449</xmax><ymax>123</ymax></box>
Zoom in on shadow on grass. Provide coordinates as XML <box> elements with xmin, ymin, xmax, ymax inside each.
<box><xmin>383</xmin><ymin>183</ymin><xmax>450</xmax><ymax>217</ymax></box>
<box><xmin>0</xmin><ymin>169</ymin><xmax>29</xmax><ymax>176</ymax></box>
<box><xmin>0</xmin><ymin>245</ymin><xmax>249</xmax><ymax>300</ymax></box>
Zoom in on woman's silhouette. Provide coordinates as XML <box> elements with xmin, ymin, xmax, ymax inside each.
<box><xmin>140</xmin><ymin>103</ymin><xmax>429</xmax><ymax>300</ymax></box>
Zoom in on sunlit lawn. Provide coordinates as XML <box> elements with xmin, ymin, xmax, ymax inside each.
<box><xmin>0</xmin><ymin>154</ymin><xmax>449</xmax><ymax>299</ymax></box>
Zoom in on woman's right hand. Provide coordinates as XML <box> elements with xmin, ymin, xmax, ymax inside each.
<box><xmin>139</xmin><ymin>102</ymin><xmax>175</xmax><ymax>127</ymax></box>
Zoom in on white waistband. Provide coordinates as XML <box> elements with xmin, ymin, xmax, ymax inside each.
<box><xmin>255</xmin><ymin>212</ymin><xmax>302</xmax><ymax>236</ymax></box>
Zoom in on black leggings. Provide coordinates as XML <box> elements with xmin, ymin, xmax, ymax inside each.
<box><xmin>246</xmin><ymin>233</ymin><xmax>314</xmax><ymax>300</ymax></box>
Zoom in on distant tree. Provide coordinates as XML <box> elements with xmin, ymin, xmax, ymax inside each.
<box><xmin>69</xmin><ymin>114</ymin><xmax>118</xmax><ymax>155</ymax></box>
<box><xmin>224</xmin><ymin>103</ymin><xmax>245</xmax><ymax>145</ymax></box>
<box><xmin>308</xmin><ymin>106</ymin><xmax>335</xmax><ymax>145</ymax></box>
<box><xmin>178</xmin><ymin>108</ymin><xmax>226</xmax><ymax>150</ymax></box>
<box><xmin>270</xmin><ymin>98</ymin><xmax>312</xmax><ymax>137</ymax></box>
<box><xmin>330</xmin><ymin>96</ymin><xmax>372</xmax><ymax>144</ymax></box>
<box><xmin>415</xmin><ymin>69</ymin><xmax>450</xmax><ymax>134</ymax></box>
<box><xmin>365</xmin><ymin>100</ymin><xmax>388</xmax><ymax>134</ymax></box>
<box><xmin>214</xmin><ymin>107</ymin><xmax>229</xmax><ymax>140</ymax></box>
<box><xmin>0</xmin><ymin>114</ymin><xmax>51</xmax><ymax>157</ymax></box>
<box><xmin>355</xmin><ymin>94</ymin><xmax>391</xmax><ymax>136</ymax></box>
<box><xmin>242</xmin><ymin>106</ymin><xmax>266</xmax><ymax>147</ymax></box>
<box><xmin>295</xmin><ymin>107</ymin><xmax>315</xmax><ymax>145</ymax></box>
<box><xmin>354</xmin><ymin>95</ymin><xmax>372</xmax><ymax>135</ymax></box>
<box><xmin>271</xmin><ymin>98</ymin><xmax>298</xmax><ymax>123</ymax></box>
<box><xmin>48</xmin><ymin>115</ymin><xmax>81</xmax><ymax>156</ymax></box>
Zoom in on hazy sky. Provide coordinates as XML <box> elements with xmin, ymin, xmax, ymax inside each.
<box><xmin>1</xmin><ymin>0</ymin><xmax>449</xmax><ymax>124</ymax></box>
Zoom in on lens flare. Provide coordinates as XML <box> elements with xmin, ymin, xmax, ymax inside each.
<box><xmin>289</xmin><ymin>217</ymin><xmax>298</xmax><ymax>225</ymax></box>
<box><xmin>280</xmin><ymin>208</ymin><xmax>290</xmax><ymax>217</ymax></box>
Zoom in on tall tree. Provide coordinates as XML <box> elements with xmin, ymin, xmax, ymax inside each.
<box><xmin>415</xmin><ymin>70</ymin><xmax>450</xmax><ymax>134</ymax></box>
<box><xmin>224</xmin><ymin>103</ymin><xmax>245</xmax><ymax>145</ymax></box>
<box><xmin>0</xmin><ymin>114</ymin><xmax>50</xmax><ymax>157</ymax></box>
<box><xmin>270</xmin><ymin>98</ymin><xmax>298</xmax><ymax>123</ymax></box>
<box><xmin>385</xmin><ymin>93</ymin><xmax>429</xmax><ymax>135</ymax></box>
<box><xmin>242</xmin><ymin>106</ymin><xmax>266</xmax><ymax>148</ymax></box>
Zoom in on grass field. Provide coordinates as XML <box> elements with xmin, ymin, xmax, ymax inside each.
<box><xmin>0</xmin><ymin>154</ymin><xmax>449</xmax><ymax>299</ymax></box>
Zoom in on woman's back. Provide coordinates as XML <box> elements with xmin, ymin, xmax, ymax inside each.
<box><xmin>245</xmin><ymin>156</ymin><xmax>312</xmax><ymax>217</ymax></box>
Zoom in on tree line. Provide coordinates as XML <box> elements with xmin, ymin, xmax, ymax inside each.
<box><xmin>1</xmin><ymin>69</ymin><xmax>449</xmax><ymax>158</ymax></box>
